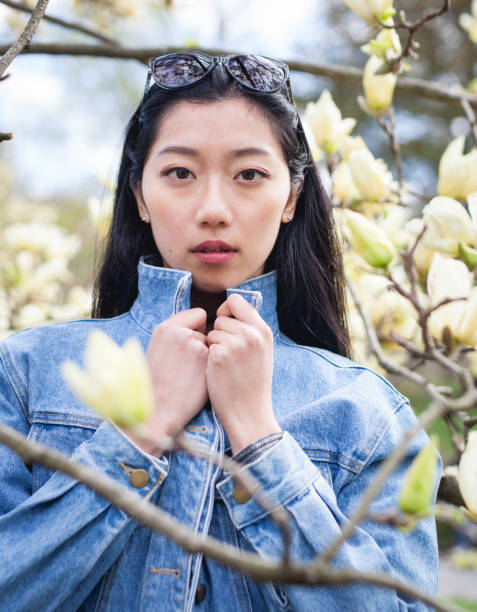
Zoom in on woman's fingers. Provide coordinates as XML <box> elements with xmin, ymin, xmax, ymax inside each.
<box><xmin>216</xmin><ymin>294</ymin><xmax>264</xmax><ymax>327</ymax></box>
<box><xmin>172</xmin><ymin>307</ymin><xmax>207</xmax><ymax>334</ymax></box>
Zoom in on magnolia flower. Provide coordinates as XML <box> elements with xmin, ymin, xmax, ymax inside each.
<box><xmin>459</xmin><ymin>0</ymin><xmax>477</xmax><ymax>44</ymax></box>
<box><xmin>343</xmin><ymin>208</ymin><xmax>397</xmax><ymax>267</ymax></box>
<box><xmin>361</xmin><ymin>28</ymin><xmax>402</xmax><ymax>62</ymax></box>
<box><xmin>455</xmin><ymin>287</ymin><xmax>477</xmax><ymax>346</ymax></box>
<box><xmin>421</xmin><ymin>196</ymin><xmax>477</xmax><ymax>256</ymax></box>
<box><xmin>458</xmin><ymin>431</ymin><xmax>477</xmax><ymax>518</ymax></box>
<box><xmin>343</xmin><ymin>0</ymin><xmax>395</xmax><ymax>24</ymax></box>
<box><xmin>304</xmin><ymin>90</ymin><xmax>356</xmax><ymax>155</ymax></box>
<box><xmin>399</xmin><ymin>439</ymin><xmax>439</xmax><ymax>515</ymax></box>
<box><xmin>427</xmin><ymin>253</ymin><xmax>471</xmax><ymax>341</ymax></box>
<box><xmin>362</xmin><ymin>55</ymin><xmax>397</xmax><ymax>112</ymax></box>
<box><xmin>332</xmin><ymin>162</ymin><xmax>360</xmax><ymax>203</ymax></box>
<box><xmin>348</xmin><ymin>148</ymin><xmax>396</xmax><ymax>202</ymax></box>
<box><xmin>62</xmin><ymin>330</ymin><xmax>154</xmax><ymax>428</ymax></box>
<box><xmin>338</xmin><ymin>134</ymin><xmax>367</xmax><ymax>161</ymax></box>
<box><xmin>437</xmin><ymin>136</ymin><xmax>477</xmax><ymax>201</ymax></box>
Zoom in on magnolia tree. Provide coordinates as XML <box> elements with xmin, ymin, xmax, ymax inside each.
<box><xmin>1</xmin><ymin>0</ymin><xmax>477</xmax><ymax>609</ymax></box>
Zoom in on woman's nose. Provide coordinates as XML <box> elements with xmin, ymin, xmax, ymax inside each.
<box><xmin>195</xmin><ymin>179</ymin><xmax>233</xmax><ymax>227</ymax></box>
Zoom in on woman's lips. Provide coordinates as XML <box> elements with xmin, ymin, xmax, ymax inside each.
<box><xmin>192</xmin><ymin>240</ymin><xmax>237</xmax><ymax>263</ymax></box>
<box><xmin>193</xmin><ymin>251</ymin><xmax>236</xmax><ymax>263</ymax></box>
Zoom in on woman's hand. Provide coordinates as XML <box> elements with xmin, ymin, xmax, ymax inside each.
<box><xmin>206</xmin><ymin>294</ymin><xmax>281</xmax><ymax>455</ymax></box>
<box><xmin>123</xmin><ymin>308</ymin><xmax>209</xmax><ymax>456</ymax></box>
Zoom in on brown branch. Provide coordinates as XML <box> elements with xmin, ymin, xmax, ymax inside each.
<box><xmin>376</xmin><ymin>107</ymin><xmax>403</xmax><ymax>186</ymax></box>
<box><xmin>385</xmin><ymin>1</ymin><xmax>451</xmax><ymax>73</ymax></box>
<box><xmin>0</xmin><ymin>0</ymin><xmax>120</xmax><ymax>46</ymax></box>
<box><xmin>0</xmin><ymin>422</ymin><xmax>457</xmax><ymax>611</ymax></box>
<box><xmin>0</xmin><ymin>43</ymin><xmax>476</xmax><ymax>109</ymax></box>
<box><xmin>0</xmin><ymin>132</ymin><xmax>13</xmax><ymax>141</ymax></box>
<box><xmin>0</xmin><ymin>0</ymin><xmax>49</xmax><ymax>78</ymax></box>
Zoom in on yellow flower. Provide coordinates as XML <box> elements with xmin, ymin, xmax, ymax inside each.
<box><xmin>458</xmin><ymin>431</ymin><xmax>477</xmax><ymax>518</ymax></box>
<box><xmin>343</xmin><ymin>208</ymin><xmax>397</xmax><ymax>267</ymax></box>
<box><xmin>362</xmin><ymin>56</ymin><xmax>397</xmax><ymax>112</ymax></box>
<box><xmin>62</xmin><ymin>330</ymin><xmax>153</xmax><ymax>428</ymax></box>
<box><xmin>304</xmin><ymin>90</ymin><xmax>356</xmax><ymax>155</ymax></box>
<box><xmin>361</xmin><ymin>28</ymin><xmax>402</xmax><ymax>62</ymax></box>
<box><xmin>399</xmin><ymin>439</ymin><xmax>439</xmax><ymax>515</ymax></box>
<box><xmin>343</xmin><ymin>0</ymin><xmax>395</xmax><ymax>24</ymax></box>
<box><xmin>437</xmin><ymin>137</ymin><xmax>477</xmax><ymax>201</ymax></box>
<box><xmin>459</xmin><ymin>0</ymin><xmax>477</xmax><ymax>44</ymax></box>
<box><xmin>332</xmin><ymin>162</ymin><xmax>360</xmax><ymax>203</ymax></box>
<box><xmin>421</xmin><ymin>196</ymin><xmax>477</xmax><ymax>256</ymax></box>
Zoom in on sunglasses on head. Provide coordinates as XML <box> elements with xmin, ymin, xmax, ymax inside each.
<box><xmin>140</xmin><ymin>51</ymin><xmax>312</xmax><ymax>165</ymax></box>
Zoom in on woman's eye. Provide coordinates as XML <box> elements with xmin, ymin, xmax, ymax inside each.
<box><xmin>162</xmin><ymin>167</ymin><xmax>192</xmax><ymax>180</ymax></box>
<box><xmin>237</xmin><ymin>169</ymin><xmax>267</xmax><ymax>181</ymax></box>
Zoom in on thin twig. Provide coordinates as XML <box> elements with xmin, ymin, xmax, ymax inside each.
<box><xmin>0</xmin><ymin>0</ymin><xmax>49</xmax><ymax>78</ymax></box>
<box><xmin>461</xmin><ymin>98</ymin><xmax>477</xmax><ymax>148</ymax></box>
<box><xmin>0</xmin><ymin>422</ymin><xmax>458</xmax><ymax>611</ymax></box>
<box><xmin>376</xmin><ymin>107</ymin><xmax>403</xmax><ymax>186</ymax></box>
<box><xmin>0</xmin><ymin>43</ymin><xmax>475</xmax><ymax>109</ymax></box>
<box><xmin>0</xmin><ymin>0</ymin><xmax>119</xmax><ymax>45</ymax></box>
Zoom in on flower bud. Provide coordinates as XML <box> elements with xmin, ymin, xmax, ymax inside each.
<box><xmin>62</xmin><ymin>330</ymin><xmax>153</xmax><ymax>428</ymax></box>
<box><xmin>399</xmin><ymin>438</ymin><xmax>439</xmax><ymax>515</ymax></box>
<box><xmin>459</xmin><ymin>1</ymin><xmax>477</xmax><ymax>44</ymax></box>
<box><xmin>343</xmin><ymin>208</ymin><xmax>397</xmax><ymax>267</ymax></box>
<box><xmin>362</xmin><ymin>56</ymin><xmax>397</xmax><ymax>112</ymax></box>
<box><xmin>348</xmin><ymin>148</ymin><xmax>396</xmax><ymax>202</ymax></box>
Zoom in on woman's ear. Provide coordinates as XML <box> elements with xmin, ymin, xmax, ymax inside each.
<box><xmin>131</xmin><ymin>178</ymin><xmax>150</xmax><ymax>223</ymax></box>
<box><xmin>281</xmin><ymin>174</ymin><xmax>304</xmax><ymax>223</ymax></box>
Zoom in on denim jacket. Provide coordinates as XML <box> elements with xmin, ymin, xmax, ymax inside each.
<box><xmin>0</xmin><ymin>257</ymin><xmax>440</xmax><ymax>611</ymax></box>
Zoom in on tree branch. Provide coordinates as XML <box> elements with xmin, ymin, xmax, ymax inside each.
<box><xmin>0</xmin><ymin>43</ymin><xmax>476</xmax><ymax>109</ymax></box>
<box><xmin>0</xmin><ymin>0</ymin><xmax>120</xmax><ymax>46</ymax></box>
<box><xmin>0</xmin><ymin>0</ymin><xmax>49</xmax><ymax>78</ymax></box>
<box><xmin>0</xmin><ymin>422</ymin><xmax>457</xmax><ymax>611</ymax></box>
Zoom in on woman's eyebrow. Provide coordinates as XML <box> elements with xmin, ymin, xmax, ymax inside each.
<box><xmin>155</xmin><ymin>146</ymin><xmax>272</xmax><ymax>158</ymax></box>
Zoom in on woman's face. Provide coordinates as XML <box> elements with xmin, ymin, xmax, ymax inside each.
<box><xmin>133</xmin><ymin>97</ymin><xmax>300</xmax><ymax>293</ymax></box>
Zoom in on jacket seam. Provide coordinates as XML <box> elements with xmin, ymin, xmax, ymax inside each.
<box><xmin>0</xmin><ymin>346</ymin><xmax>29</xmax><ymax>420</ymax></box>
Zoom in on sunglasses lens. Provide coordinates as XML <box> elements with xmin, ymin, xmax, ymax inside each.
<box><xmin>151</xmin><ymin>53</ymin><xmax>213</xmax><ymax>88</ymax></box>
<box><xmin>227</xmin><ymin>55</ymin><xmax>286</xmax><ymax>92</ymax></box>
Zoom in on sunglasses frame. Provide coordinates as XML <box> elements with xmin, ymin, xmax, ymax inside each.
<box><xmin>141</xmin><ymin>52</ymin><xmax>293</xmax><ymax>104</ymax></box>
<box><xmin>139</xmin><ymin>51</ymin><xmax>312</xmax><ymax>166</ymax></box>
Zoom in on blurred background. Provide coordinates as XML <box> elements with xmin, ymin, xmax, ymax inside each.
<box><xmin>1</xmin><ymin>1</ymin><xmax>477</xmax><ymax>602</ymax></box>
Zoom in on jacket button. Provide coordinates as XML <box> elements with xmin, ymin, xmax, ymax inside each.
<box><xmin>195</xmin><ymin>583</ymin><xmax>206</xmax><ymax>604</ymax></box>
<box><xmin>232</xmin><ymin>484</ymin><xmax>251</xmax><ymax>504</ymax></box>
<box><xmin>129</xmin><ymin>469</ymin><xmax>149</xmax><ymax>488</ymax></box>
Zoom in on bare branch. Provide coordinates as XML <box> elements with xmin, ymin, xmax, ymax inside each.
<box><xmin>461</xmin><ymin>97</ymin><xmax>477</xmax><ymax>148</ymax></box>
<box><xmin>0</xmin><ymin>0</ymin><xmax>49</xmax><ymax>78</ymax></box>
<box><xmin>0</xmin><ymin>43</ymin><xmax>476</xmax><ymax>109</ymax></box>
<box><xmin>376</xmin><ymin>107</ymin><xmax>403</xmax><ymax>186</ymax></box>
<box><xmin>0</xmin><ymin>0</ymin><xmax>120</xmax><ymax>46</ymax></box>
<box><xmin>0</xmin><ymin>132</ymin><xmax>13</xmax><ymax>141</ymax></box>
<box><xmin>0</xmin><ymin>422</ymin><xmax>457</xmax><ymax>611</ymax></box>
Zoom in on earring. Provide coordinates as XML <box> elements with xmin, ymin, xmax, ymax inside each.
<box><xmin>141</xmin><ymin>214</ymin><xmax>149</xmax><ymax>223</ymax></box>
<box><xmin>284</xmin><ymin>212</ymin><xmax>292</xmax><ymax>221</ymax></box>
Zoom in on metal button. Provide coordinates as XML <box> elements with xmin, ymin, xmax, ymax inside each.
<box><xmin>195</xmin><ymin>583</ymin><xmax>206</xmax><ymax>604</ymax></box>
<box><xmin>232</xmin><ymin>484</ymin><xmax>252</xmax><ymax>504</ymax></box>
<box><xmin>129</xmin><ymin>468</ymin><xmax>149</xmax><ymax>488</ymax></box>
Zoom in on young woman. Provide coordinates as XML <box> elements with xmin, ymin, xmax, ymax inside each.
<box><xmin>0</xmin><ymin>53</ymin><xmax>439</xmax><ymax>611</ymax></box>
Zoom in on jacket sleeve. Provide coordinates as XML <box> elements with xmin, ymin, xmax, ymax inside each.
<box><xmin>216</xmin><ymin>401</ymin><xmax>441</xmax><ymax>611</ymax></box>
<box><xmin>0</xmin><ymin>357</ymin><xmax>169</xmax><ymax>612</ymax></box>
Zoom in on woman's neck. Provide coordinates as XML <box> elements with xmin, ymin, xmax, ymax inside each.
<box><xmin>190</xmin><ymin>285</ymin><xmax>227</xmax><ymax>333</ymax></box>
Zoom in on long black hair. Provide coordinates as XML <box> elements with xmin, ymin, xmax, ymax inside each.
<box><xmin>92</xmin><ymin>62</ymin><xmax>351</xmax><ymax>358</ymax></box>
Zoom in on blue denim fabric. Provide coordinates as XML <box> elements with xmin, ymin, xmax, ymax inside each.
<box><xmin>0</xmin><ymin>256</ymin><xmax>441</xmax><ymax>611</ymax></box>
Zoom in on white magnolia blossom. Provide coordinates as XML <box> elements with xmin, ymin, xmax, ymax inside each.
<box><xmin>4</xmin><ymin>222</ymin><xmax>81</xmax><ymax>260</ymax></box>
<box><xmin>437</xmin><ymin>136</ymin><xmax>477</xmax><ymax>201</ymax></box>
<box><xmin>458</xmin><ymin>431</ymin><xmax>477</xmax><ymax>517</ymax></box>
<box><xmin>304</xmin><ymin>90</ymin><xmax>356</xmax><ymax>155</ymax></box>
<box><xmin>420</xmin><ymin>196</ymin><xmax>477</xmax><ymax>256</ymax></box>
<box><xmin>62</xmin><ymin>330</ymin><xmax>154</xmax><ymax>428</ymax></box>
<box><xmin>343</xmin><ymin>0</ymin><xmax>395</xmax><ymax>24</ymax></box>
<box><xmin>459</xmin><ymin>0</ymin><xmax>477</xmax><ymax>44</ymax></box>
<box><xmin>332</xmin><ymin>161</ymin><xmax>360</xmax><ymax>203</ymax></box>
<box><xmin>348</xmin><ymin>148</ymin><xmax>397</xmax><ymax>202</ymax></box>
<box><xmin>338</xmin><ymin>135</ymin><xmax>367</xmax><ymax>161</ymax></box>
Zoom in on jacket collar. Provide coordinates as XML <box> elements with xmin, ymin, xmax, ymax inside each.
<box><xmin>130</xmin><ymin>255</ymin><xmax>279</xmax><ymax>336</ymax></box>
